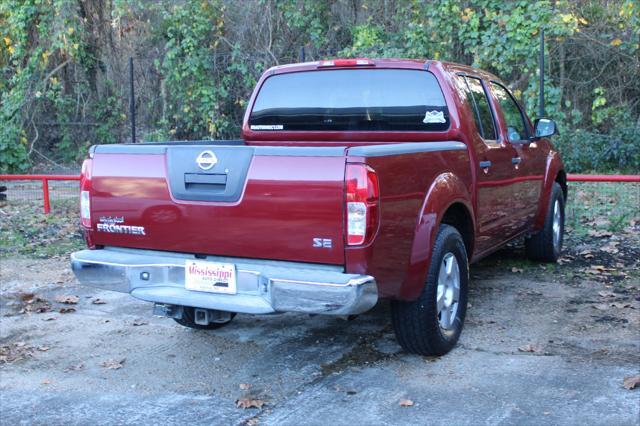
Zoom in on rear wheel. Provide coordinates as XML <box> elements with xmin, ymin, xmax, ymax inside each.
<box><xmin>173</xmin><ymin>307</ymin><xmax>235</xmax><ymax>330</ymax></box>
<box><xmin>391</xmin><ymin>224</ymin><xmax>469</xmax><ymax>356</ymax></box>
<box><xmin>526</xmin><ymin>182</ymin><xmax>565</xmax><ymax>262</ymax></box>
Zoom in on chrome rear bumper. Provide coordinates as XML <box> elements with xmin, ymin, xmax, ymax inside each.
<box><xmin>70</xmin><ymin>247</ymin><xmax>377</xmax><ymax>315</ymax></box>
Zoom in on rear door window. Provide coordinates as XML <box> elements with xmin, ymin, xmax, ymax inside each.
<box><xmin>456</xmin><ymin>75</ymin><xmax>497</xmax><ymax>140</ymax></box>
<box><xmin>249</xmin><ymin>69</ymin><xmax>449</xmax><ymax>131</ymax></box>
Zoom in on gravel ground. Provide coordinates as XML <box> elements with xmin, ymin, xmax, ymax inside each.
<box><xmin>1</xmin><ymin>231</ymin><xmax>639</xmax><ymax>425</ymax></box>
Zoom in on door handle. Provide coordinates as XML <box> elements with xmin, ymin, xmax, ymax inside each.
<box><xmin>479</xmin><ymin>160</ymin><xmax>492</xmax><ymax>169</ymax></box>
<box><xmin>512</xmin><ymin>157</ymin><xmax>522</xmax><ymax>165</ymax></box>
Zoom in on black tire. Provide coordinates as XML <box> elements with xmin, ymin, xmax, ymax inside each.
<box><xmin>391</xmin><ymin>224</ymin><xmax>469</xmax><ymax>356</ymax></box>
<box><xmin>173</xmin><ymin>307</ymin><xmax>235</xmax><ymax>330</ymax></box>
<box><xmin>525</xmin><ymin>182</ymin><xmax>565</xmax><ymax>262</ymax></box>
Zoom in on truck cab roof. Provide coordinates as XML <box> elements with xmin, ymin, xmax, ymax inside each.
<box><xmin>264</xmin><ymin>58</ymin><xmax>501</xmax><ymax>82</ymax></box>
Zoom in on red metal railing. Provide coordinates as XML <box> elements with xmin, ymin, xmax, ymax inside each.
<box><xmin>0</xmin><ymin>174</ymin><xmax>80</xmax><ymax>214</ymax></box>
<box><xmin>1</xmin><ymin>173</ymin><xmax>638</xmax><ymax>214</ymax></box>
<box><xmin>567</xmin><ymin>174</ymin><xmax>640</xmax><ymax>183</ymax></box>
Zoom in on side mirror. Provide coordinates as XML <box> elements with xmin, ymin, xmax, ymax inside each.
<box><xmin>533</xmin><ymin>118</ymin><xmax>557</xmax><ymax>138</ymax></box>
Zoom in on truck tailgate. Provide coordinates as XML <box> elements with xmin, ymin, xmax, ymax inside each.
<box><xmin>88</xmin><ymin>144</ymin><xmax>346</xmax><ymax>265</ymax></box>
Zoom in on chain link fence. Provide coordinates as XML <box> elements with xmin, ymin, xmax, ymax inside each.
<box><xmin>0</xmin><ymin>177</ymin><xmax>80</xmax><ymax>214</ymax></box>
<box><xmin>1</xmin><ymin>176</ymin><xmax>638</xmax><ymax>231</ymax></box>
<box><xmin>565</xmin><ymin>181</ymin><xmax>640</xmax><ymax>230</ymax></box>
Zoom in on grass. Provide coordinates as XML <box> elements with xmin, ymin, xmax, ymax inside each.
<box><xmin>566</xmin><ymin>181</ymin><xmax>639</xmax><ymax>234</ymax></box>
<box><xmin>0</xmin><ymin>199</ymin><xmax>85</xmax><ymax>258</ymax></box>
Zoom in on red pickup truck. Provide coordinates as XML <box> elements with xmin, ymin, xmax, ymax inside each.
<box><xmin>71</xmin><ymin>59</ymin><xmax>566</xmax><ymax>356</ymax></box>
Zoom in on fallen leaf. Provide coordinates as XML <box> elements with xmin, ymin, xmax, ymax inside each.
<box><xmin>20</xmin><ymin>292</ymin><xmax>36</xmax><ymax>302</ymax></box>
<box><xmin>42</xmin><ymin>316</ymin><xmax>57</xmax><ymax>321</ymax></box>
<box><xmin>245</xmin><ymin>418</ymin><xmax>260</xmax><ymax>426</ymax></box>
<box><xmin>239</xmin><ymin>383</ymin><xmax>252</xmax><ymax>390</ymax></box>
<box><xmin>610</xmin><ymin>302</ymin><xmax>632</xmax><ymax>309</ymax></box>
<box><xmin>399</xmin><ymin>399</ymin><xmax>414</xmax><ymax>407</ymax></box>
<box><xmin>0</xmin><ymin>343</ymin><xmax>34</xmax><ymax>364</ymax></box>
<box><xmin>65</xmin><ymin>363</ymin><xmax>85</xmax><ymax>371</ymax></box>
<box><xmin>588</xmin><ymin>230</ymin><xmax>612</xmax><ymax>238</ymax></box>
<box><xmin>518</xmin><ymin>344</ymin><xmax>538</xmax><ymax>353</ymax></box>
<box><xmin>42</xmin><ymin>379</ymin><xmax>50</xmax><ymax>385</ymax></box>
<box><xmin>59</xmin><ymin>307</ymin><xmax>76</xmax><ymax>314</ymax></box>
<box><xmin>55</xmin><ymin>295</ymin><xmax>79</xmax><ymax>304</ymax></box>
<box><xmin>236</xmin><ymin>398</ymin><xmax>266</xmax><ymax>409</ymax></box>
<box><xmin>92</xmin><ymin>298</ymin><xmax>107</xmax><ymax>305</ymax></box>
<box><xmin>585</xmin><ymin>265</ymin><xmax>611</xmax><ymax>275</ymax></box>
<box><xmin>100</xmin><ymin>358</ymin><xmax>125</xmax><ymax>370</ymax></box>
<box><xmin>623</xmin><ymin>375</ymin><xmax>640</xmax><ymax>390</ymax></box>
<box><xmin>37</xmin><ymin>345</ymin><xmax>50</xmax><ymax>352</ymax></box>
<box><xmin>132</xmin><ymin>318</ymin><xmax>148</xmax><ymax>326</ymax></box>
<box><xmin>600</xmin><ymin>246</ymin><xmax>619</xmax><ymax>254</ymax></box>
<box><xmin>511</xmin><ymin>267</ymin><xmax>523</xmax><ymax>273</ymax></box>
<box><xmin>20</xmin><ymin>295</ymin><xmax>52</xmax><ymax>313</ymax></box>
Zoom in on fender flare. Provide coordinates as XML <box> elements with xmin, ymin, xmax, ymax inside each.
<box><xmin>533</xmin><ymin>151</ymin><xmax>565</xmax><ymax>230</ymax></box>
<box><xmin>398</xmin><ymin>172</ymin><xmax>475</xmax><ymax>300</ymax></box>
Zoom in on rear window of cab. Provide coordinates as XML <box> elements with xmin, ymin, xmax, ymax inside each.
<box><xmin>249</xmin><ymin>69</ymin><xmax>449</xmax><ymax>132</ymax></box>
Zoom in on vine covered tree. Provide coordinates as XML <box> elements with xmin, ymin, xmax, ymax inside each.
<box><xmin>1</xmin><ymin>0</ymin><xmax>638</xmax><ymax>173</ymax></box>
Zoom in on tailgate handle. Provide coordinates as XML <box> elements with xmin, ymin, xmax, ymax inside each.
<box><xmin>184</xmin><ymin>173</ymin><xmax>227</xmax><ymax>191</ymax></box>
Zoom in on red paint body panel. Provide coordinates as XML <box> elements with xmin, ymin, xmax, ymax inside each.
<box><xmin>80</xmin><ymin>59</ymin><xmax>569</xmax><ymax>302</ymax></box>
<box><xmin>89</xmin><ymin>153</ymin><xmax>347</xmax><ymax>265</ymax></box>
<box><xmin>344</xmin><ymin>150</ymin><xmax>472</xmax><ymax>300</ymax></box>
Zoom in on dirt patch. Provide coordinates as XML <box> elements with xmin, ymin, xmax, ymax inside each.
<box><xmin>320</xmin><ymin>325</ymin><xmax>395</xmax><ymax>377</ymax></box>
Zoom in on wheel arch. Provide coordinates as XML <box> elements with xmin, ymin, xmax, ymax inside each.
<box><xmin>440</xmin><ymin>201</ymin><xmax>474</xmax><ymax>260</ymax></box>
<box><xmin>534</xmin><ymin>151</ymin><xmax>566</xmax><ymax>230</ymax></box>
<box><xmin>398</xmin><ymin>172</ymin><xmax>475</xmax><ymax>301</ymax></box>
<box><xmin>556</xmin><ymin>169</ymin><xmax>568</xmax><ymax>201</ymax></box>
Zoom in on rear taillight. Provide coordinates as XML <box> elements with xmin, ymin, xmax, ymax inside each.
<box><xmin>80</xmin><ymin>159</ymin><xmax>92</xmax><ymax>228</ymax></box>
<box><xmin>345</xmin><ymin>164</ymin><xmax>379</xmax><ymax>246</ymax></box>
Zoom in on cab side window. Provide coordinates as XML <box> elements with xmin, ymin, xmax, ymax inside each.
<box><xmin>456</xmin><ymin>75</ymin><xmax>497</xmax><ymax>141</ymax></box>
<box><xmin>490</xmin><ymin>82</ymin><xmax>528</xmax><ymax>142</ymax></box>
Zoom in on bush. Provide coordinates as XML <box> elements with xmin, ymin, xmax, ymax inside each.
<box><xmin>554</xmin><ymin>121</ymin><xmax>640</xmax><ymax>173</ymax></box>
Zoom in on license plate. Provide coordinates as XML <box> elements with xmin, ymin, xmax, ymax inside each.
<box><xmin>185</xmin><ymin>260</ymin><xmax>237</xmax><ymax>294</ymax></box>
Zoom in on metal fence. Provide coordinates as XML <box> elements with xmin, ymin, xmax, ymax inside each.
<box><xmin>1</xmin><ymin>175</ymin><xmax>639</xmax><ymax>229</ymax></box>
<box><xmin>0</xmin><ymin>175</ymin><xmax>80</xmax><ymax>213</ymax></box>
<box><xmin>565</xmin><ymin>180</ymin><xmax>639</xmax><ymax>229</ymax></box>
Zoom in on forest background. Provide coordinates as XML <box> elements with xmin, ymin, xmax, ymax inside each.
<box><xmin>1</xmin><ymin>0</ymin><xmax>638</xmax><ymax>173</ymax></box>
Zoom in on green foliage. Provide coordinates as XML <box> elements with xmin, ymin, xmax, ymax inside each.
<box><xmin>1</xmin><ymin>0</ymin><xmax>638</xmax><ymax>173</ymax></box>
<box><xmin>555</xmin><ymin>114</ymin><xmax>640</xmax><ymax>174</ymax></box>
<box><xmin>1</xmin><ymin>0</ymin><xmax>90</xmax><ymax>171</ymax></box>
<box><xmin>158</xmin><ymin>0</ymin><xmax>228</xmax><ymax>139</ymax></box>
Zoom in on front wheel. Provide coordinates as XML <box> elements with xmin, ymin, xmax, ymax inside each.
<box><xmin>525</xmin><ymin>182</ymin><xmax>565</xmax><ymax>262</ymax></box>
<box><xmin>391</xmin><ymin>224</ymin><xmax>469</xmax><ymax>356</ymax></box>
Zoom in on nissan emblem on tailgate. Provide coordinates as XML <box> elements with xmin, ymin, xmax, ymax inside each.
<box><xmin>196</xmin><ymin>150</ymin><xmax>218</xmax><ymax>170</ymax></box>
